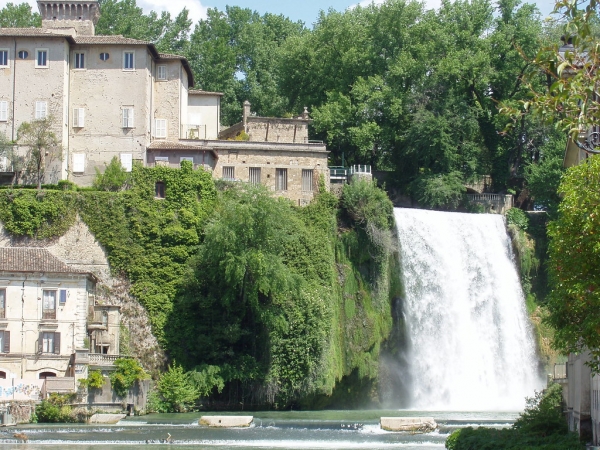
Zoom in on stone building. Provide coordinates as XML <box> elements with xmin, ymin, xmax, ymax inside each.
<box><xmin>0</xmin><ymin>0</ymin><xmax>330</xmax><ymax>204</ymax></box>
<box><xmin>0</xmin><ymin>247</ymin><xmax>115</xmax><ymax>381</ymax></box>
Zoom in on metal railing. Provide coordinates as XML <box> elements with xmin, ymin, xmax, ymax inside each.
<box><xmin>349</xmin><ymin>164</ymin><xmax>372</xmax><ymax>174</ymax></box>
<box><xmin>42</xmin><ymin>310</ymin><xmax>56</xmax><ymax>320</ymax></box>
<box><xmin>330</xmin><ymin>167</ymin><xmax>348</xmax><ymax>178</ymax></box>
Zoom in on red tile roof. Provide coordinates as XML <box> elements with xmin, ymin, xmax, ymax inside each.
<box><xmin>0</xmin><ymin>248</ymin><xmax>86</xmax><ymax>275</ymax></box>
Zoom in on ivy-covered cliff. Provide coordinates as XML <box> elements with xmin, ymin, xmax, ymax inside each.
<box><xmin>0</xmin><ymin>162</ymin><xmax>401</xmax><ymax>408</ymax></box>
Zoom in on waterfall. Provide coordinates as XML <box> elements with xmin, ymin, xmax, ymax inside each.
<box><xmin>395</xmin><ymin>208</ymin><xmax>543</xmax><ymax>411</ymax></box>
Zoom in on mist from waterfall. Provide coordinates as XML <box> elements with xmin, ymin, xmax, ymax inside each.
<box><xmin>395</xmin><ymin>208</ymin><xmax>543</xmax><ymax>411</ymax></box>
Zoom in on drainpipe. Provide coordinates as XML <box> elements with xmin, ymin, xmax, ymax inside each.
<box><xmin>20</xmin><ymin>276</ymin><xmax>27</xmax><ymax>379</ymax></box>
<box><xmin>11</xmin><ymin>39</ymin><xmax>17</xmax><ymax>142</ymax></box>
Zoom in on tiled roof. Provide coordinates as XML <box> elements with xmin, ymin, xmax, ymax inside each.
<box><xmin>189</xmin><ymin>89</ymin><xmax>224</xmax><ymax>96</ymax></box>
<box><xmin>74</xmin><ymin>35</ymin><xmax>150</xmax><ymax>45</ymax></box>
<box><xmin>0</xmin><ymin>27</ymin><xmax>76</xmax><ymax>43</ymax></box>
<box><xmin>148</xmin><ymin>140</ymin><xmax>213</xmax><ymax>151</ymax></box>
<box><xmin>0</xmin><ymin>248</ymin><xmax>86</xmax><ymax>275</ymax></box>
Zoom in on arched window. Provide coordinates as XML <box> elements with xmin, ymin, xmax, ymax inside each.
<box><xmin>0</xmin><ymin>371</ymin><xmax>6</xmax><ymax>379</ymax></box>
<box><xmin>38</xmin><ymin>371</ymin><xmax>56</xmax><ymax>379</ymax></box>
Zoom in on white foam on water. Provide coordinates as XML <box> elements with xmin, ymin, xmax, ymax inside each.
<box><xmin>395</xmin><ymin>209</ymin><xmax>544</xmax><ymax>411</ymax></box>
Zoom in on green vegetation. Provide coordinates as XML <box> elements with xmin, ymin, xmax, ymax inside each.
<box><xmin>446</xmin><ymin>384</ymin><xmax>583</xmax><ymax>450</ymax></box>
<box><xmin>109</xmin><ymin>358</ymin><xmax>149</xmax><ymax>397</ymax></box>
<box><xmin>79</xmin><ymin>370</ymin><xmax>105</xmax><ymax>389</ymax></box>
<box><xmin>148</xmin><ymin>364</ymin><xmax>200</xmax><ymax>412</ymax></box>
<box><xmin>35</xmin><ymin>394</ymin><xmax>88</xmax><ymax>423</ymax></box>
<box><xmin>93</xmin><ymin>156</ymin><xmax>131</xmax><ymax>192</ymax></box>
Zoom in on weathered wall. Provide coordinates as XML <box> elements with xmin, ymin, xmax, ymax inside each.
<box><xmin>187</xmin><ymin>92</ymin><xmax>221</xmax><ymax>139</ymax></box>
<box><xmin>68</xmin><ymin>43</ymin><xmax>152</xmax><ymax>185</ymax></box>
<box><xmin>152</xmin><ymin>59</ymin><xmax>181</xmax><ymax>142</ymax></box>
<box><xmin>0</xmin><ymin>35</ymin><xmax>69</xmax><ymax>182</ymax></box>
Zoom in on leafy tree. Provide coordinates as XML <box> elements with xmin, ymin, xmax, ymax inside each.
<box><xmin>0</xmin><ymin>2</ymin><xmax>41</xmax><ymax>27</ymax></box>
<box><xmin>96</xmin><ymin>0</ymin><xmax>191</xmax><ymax>54</ymax></box>
<box><xmin>93</xmin><ymin>156</ymin><xmax>131</xmax><ymax>191</ymax></box>
<box><xmin>109</xmin><ymin>358</ymin><xmax>148</xmax><ymax>397</ymax></box>
<box><xmin>546</xmin><ymin>155</ymin><xmax>600</xmax><ymax>361</ymax></box>
<box><xmin>152</xmin><ymin>363</ymin><xmax>199</xmax><ymax>412</ymax></box>
<box><xmin>17</xmin><ymin>117</ymin><xmax>62</xmax><ymax>189</ymax></box>
<box><xmin>188</xmin><ymin>6</ymin><xmax>304</xmax><ymax>125</ymax></box>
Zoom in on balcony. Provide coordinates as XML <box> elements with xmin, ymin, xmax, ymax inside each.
<box><xmin>181</xmin><ymin>124</ymin><xmax>208</xmax><ymax>140</ymax></box>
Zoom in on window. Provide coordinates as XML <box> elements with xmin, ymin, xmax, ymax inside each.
<box><xmin>120</xmin><ymin>153</ymin><xmax>132</xmax><ymax>172</ymax></box>
<box><xmin>39</xmin><ymin>371</ymin><xmax>57</xmax><ymax>379</ymax></box>
<box><xmin>73</xmin><ymin>108</ymin><xmax>85</xmax><ymax>127</ymax></box>
<box><xmin>35</xmin><ymin>101</ymin><xmax>47</xmax><ymax>120</ymax></box>
<box><xmin>222</xmin><ymin>166</ymin><xmax>235</xmax><ymax>180</ymax></box>
<box><xmin>0</xmin><ymin>331</ymin><xmax>9</xmax><ymax>354</ymax></box>
<box><xmin>154</xmin><ymin>156</ymin><xmax>169</xmax><ymax>166</ymax></box>
<box><xmin>0</xmin><ymin>371</ymin><xmax>6</xmax><ymax>379</ymax></box>
<box><xmin>123</xmin><ymin>51</ymin><xmax>134</xmax><ymax>70</ymax></box>
<box><xmin>0</xmin><ymin>49</ymin><xmax>8</xmax><ymax>67</ymax></box>
<box><xmin>122</xmin><ymin>107</ymin><xmax>134</xmax><ymax>128</ymax></box>
<box><xmin>59</xmin><ymin>289</ymin><xmax>67</xmax><ymax>305</ymax></box>
<box><xmin>35</xmin><ymin>49</ymin><xmax>48</xmax><ymax>68</ymax></box>
<box><xmin>249</xmin><ymin>167</ymin><xmax>261</xmax><ymax>185</ymax></box>
<box><xmin>39</xmin><ymin>332</ymin><xmax>60</xmax><ymax>354</ymax></box>
<box><xmin>155</xmin><ymin>119</ymin><xmax>167</xmax><ymax>138</ymax></box>
<box><xmin>275</xmin><ymin>168</ymin><xmax>287</xmax><ymax>191</ymax></box>
<box><xmin>157</xmin><ymin>65</ymin><xmax>166</xmax><ymax>80</ymax></box>
<box><xmin>42</xmin><ymin>290</ymin><xmax>56</xmax><ymax>320</ymax></box>
<box><xmin>72</xmin><ymin>153</ymin><xmax>85</xmax><ymax>173</ymax></box>
<box><xmin>0</xmin><ymin>101</ymin><xmax>8</xmax><ymax>122</ymax></box>
<box><xmin>74</xmin><ymin>52</ymin><xmax>85</xmax><ymax>69</ymax></box>
<box><xmin>155</xmin><ymin>181</ymin><xmax>165</xmax><ymax>198</ymax></box>
<box><xmin>17</xmin><ymin>50</ymin><xmax>28</xmax><ymax>59</ymax></box>
<box><xmin>99</xmin><ymin>52</ymin><xmax>109</xmax><ymax>61</ymax></box>
<box><xmin>302</xmin><ymin>169</ymin><xmax>313</xmax><ymax>192</ymax></box>
<box><xmin>0</xmin><ymin>289</ymin><xmax>5</xmax><ymax>319</ymax></box>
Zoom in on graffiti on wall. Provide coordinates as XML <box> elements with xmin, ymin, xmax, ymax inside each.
<box><xmin>0</xmin><ymin>380</ymin><xmax>43</xmax><ymax>400</ymax></box>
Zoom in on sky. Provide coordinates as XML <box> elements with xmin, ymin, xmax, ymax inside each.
<box><xmin>2</xmin><ymin>0</ymin><xmax>558</xmax><ymax>28</ymax></box>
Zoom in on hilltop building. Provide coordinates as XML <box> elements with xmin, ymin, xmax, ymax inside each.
<box><xmin>0</xmin><ymin>0</ymin><xmax>329</xmax><ymax>204</ymax></box>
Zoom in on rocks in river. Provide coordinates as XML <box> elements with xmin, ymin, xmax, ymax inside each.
<box><xmin>380</xmin><ymin>417</ymin><xmax>437</xmax><ymax>433</ymax></box>
<box><xmin>199</xmin><ymin>415</ymin><xmax>254</xmax><ymax>427</ymax></box>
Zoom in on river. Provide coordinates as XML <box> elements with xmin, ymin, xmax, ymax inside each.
<box><xmin>0</xmin><ymin>410</ymin><xmax>518</xmax><ymax>449</ymax></box>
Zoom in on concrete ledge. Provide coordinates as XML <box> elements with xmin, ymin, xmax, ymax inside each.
<box><xmin>380</xmin><ymin>417</ymin><xmax>437</xmax><ymax>432</ymax></box>
<box><xmin>88</xmin><ymin>413</ymin><xmax>127</xmax><ymax>424</ymax></box>
<box><xmin>199</xmin><ymin>415</ymin><xmax>253</xmax><ymax>427</ymax></box>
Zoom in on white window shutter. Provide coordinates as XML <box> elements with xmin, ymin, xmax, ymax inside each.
<box><xmin>73</xmin><ymin>108</ymin><xmax>85</xmax><ymax>127</ymax></box>
<box><xmin>35</xmin><ymin>101</ymin><xmax>47</xmax><ymax>119</ymax></box>
<box><xmin>155</xmin><ymin>119</ymin><xmax>166</xmax><ymax>138</ymax></box>
<box><xmin>0</xmin><ymin>101</ymin><xmax>7</xmax><ymax>121</ymax></box>
<box><xmin>120</xmin><ymin>153</ymin><xmax>133</xmax><ymax>172</ymax></box>
<box><xmin>78</xmin><ymin>108</ymin><xmax>85</xmax><ymax>127</ymax></box>
<box><xmin>122</xmin><ymin>109</ymin><xmax>128</xmax><ymax>127</ymax></box>
<box><xmin>72</xmin><ymin>153</ymin><xmax>85</xmax><ymax>173</ymax></box>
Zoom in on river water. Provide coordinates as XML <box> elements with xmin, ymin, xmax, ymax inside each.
<box><xmin>0</xmin><ymin>410</ymin><xmax>518</xmax><ymax>449</ymax></box>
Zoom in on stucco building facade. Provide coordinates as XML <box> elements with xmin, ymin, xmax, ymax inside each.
<box><xmin>0</xmin><ymin>0</ymin><xmax>329</xmax><ymax>203</ymax></box>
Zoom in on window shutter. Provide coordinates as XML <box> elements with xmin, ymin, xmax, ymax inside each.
<box><xmin>38</xmin><ymin>332</ymin><xmax>43</xmax><ymax>353</ymax></box>
<box><xmin>73</xmin><ymin>153</ymin><xmax>85</xmax><ymax>173</ymax></box>
<box><xmin>35</xmin><ymin>101</ymin><xmax>47</xmax><ymax>119</ymax></box>
<box><xmin>3</xmin><ymin>331</ymin><xmax>9</xmax><ymax>354</ymax></box>
<box><xmin>120</xmin><ymin>153</ymin><xmax>132</xmax><ymax>172</ymax></box>
<box><xmin>54</xmin><ymin>332</ymin><xmax>60</xmax><ymax>354</ymax></box>
<box><xmin>123</xmin><ymin>108</ymin><xmax>134</xmax><ymax>128</ymax></box>
<box><xmin>0</xmin><ymin>101</ymin><xmax>7</xmax><ymax>121</ymax></box>
<box><xmin>128</xmin><ymin>108</ymin><xmax>134</xmax><ymax>128</ymax></box>
<box><xmin>73</xmin><ymin>108</ymin><xmax>85</xmax><ymax>127</ymax></box>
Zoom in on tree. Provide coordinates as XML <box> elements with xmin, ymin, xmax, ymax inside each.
<box><xmin>17</xmin><ymin>117</ymin><xmax>62</xmax><ymax>189</ymax></box>
<box><xmin>153</xmin><ymin>364</ymin><xmax>200</xmax><ymax>412</ymax></box>
<box><xmin>0</xmin><ymin>2</ymin><xmax>41</xmax><ymax>27</ymax></box>
<box><xmin>93</xmin><ymin>156</ymin><xmax>131</xmax><ymax>191</ymax></box>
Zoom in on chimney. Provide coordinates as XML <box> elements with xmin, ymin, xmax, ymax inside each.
<box><xmin>243</xmin><ymin>101</ymin><xmax>251</xmax><ymax>130</ymax></box>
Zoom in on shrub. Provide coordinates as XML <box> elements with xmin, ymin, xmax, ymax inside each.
<box><xmin>411</xmin><ymin>171</ymin><xmax>466</xmax><ymax>210</ymax></box>
<box><xmin>93</xmin><ymin>156</ymin><xmax>131</xmax><ymax>191</ymax></box>
<box><xmin>79</xmin><ymin>370</ymin><xmax>105</xmax><ymax>389</ymax></box>
<box><xmin>151</xmin><ymin>364</ymin><xmax>200</xmax><ymax>413</ymax></box>
<box><xmin>109</xmin><ymin>358</ymin><xmax>148</xmax><ymax>397</ymax></box>
<box><xmin>35</xmin><ymin>393</ymin><xmax>78</xmax><ymax>423</ymax></box>
<box><xmin>506</xmin><ymin>207</ymin><xmax>529</xmax><ymax>230</ymax></box>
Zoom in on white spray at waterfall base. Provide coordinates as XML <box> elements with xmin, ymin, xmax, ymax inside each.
<box><xmin>395</xmin><ymin>208</ymin><xmax>544</xmax><ymax>411</ymax></box>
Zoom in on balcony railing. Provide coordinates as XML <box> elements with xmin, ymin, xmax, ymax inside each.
<box><xmin>349</xmin><ymin>165</ymin><xmax>372</xmax><ymax>175</ymax></box>
<box><xmin>88</xmin><ymin>354</ymin><xmax>124</xmax><ymax>365</ymax></box>
<box><xmin>329</xmin><ymin>167</ymin><xmax>348</xmax><ymax>179</ymax></box>
<box><xmin>42</xmin><ymin>310</ymin><xmax>56</xmax><ymax>320</ymax></box>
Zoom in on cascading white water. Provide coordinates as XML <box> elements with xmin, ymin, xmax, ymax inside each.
<box><xmin>395</xmin><ymin>208</ymin><xmax>543</xmax><ymax>411</ymax></box>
